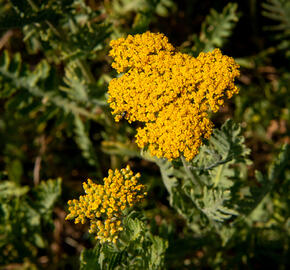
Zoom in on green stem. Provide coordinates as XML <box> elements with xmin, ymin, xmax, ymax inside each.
<box><xmin>68</xmin><ymin>18</ymin><xmax>96</xmax><ymax>84</ymax></box>
<box><xmin>0</xmin><ymin>68</ymin><xmax>99</xmax><ymax>121</ymax></box>
<box><xmin>213</xmin><ymin>164</ymin><xmax>224</xmax><ymax>187</ymax></box>
<box><xmin>45</xmin><ymin>20</ymin><xmax>63</xmax><ymax>38</ymax></box>
<box><xmin>25</xmin><ymin>0</ymin><xmax>116</xmax><ymax>167</ymax></box>
<box><xmin>76</xmin><ymin>59</ymin><xmax>96</xmax><ymax>84</ymax></box>
<box><xmin>27</xmin><ymin>0</ymin><xmax>38</xmax><ymax>11</ymax></box>
<box><xmin>46</xmin><ymin>23</ymin><xmax>96</xmax><ymax>84</ymax></box>
<box><xmin>27</xmin><ymin>1</ymin><xmax>96</xmax><ymax>85</ymax></box>
<box><xmin>181</xmin><ymin>156</ymin><xmax>201</xmax><ymax>188</ymax></box>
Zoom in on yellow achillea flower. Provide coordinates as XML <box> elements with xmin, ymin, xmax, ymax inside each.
<box><xmin>108</xmin><ymin>31</ymin><xmax>240</xmax><ymax>161</ymax></box>
<box><xmin>66</xmin><ymin>166</ymin><xmax>146</xmax><ymax>243</ymax></box>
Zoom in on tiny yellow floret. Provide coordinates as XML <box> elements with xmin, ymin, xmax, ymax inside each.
<box><xmin>66</xmin><ymin>166</ymin><xmax>146</xmax><ymax>243</ymax></box>
<box><xmin>108</xmin><ymin>31</ymin><xmax>240</xmax><ymax>161</ymax></box>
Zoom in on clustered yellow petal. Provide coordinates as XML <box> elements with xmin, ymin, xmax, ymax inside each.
<box><xmin>108</xmin><ymin>31</ymin><xmax>240</xmax><ymax>161</ymax></box>
<box><xmin>66</xmin><ymin>166</ymin><xmax>146</xmax><ymax>243</ymax></box>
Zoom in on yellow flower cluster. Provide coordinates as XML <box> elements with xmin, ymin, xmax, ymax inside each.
<box><xmin>108</xmin><ymin>31</ymin><xmax>240</xmax><ymax>161</ymax></box>
<box><xmin>66</xmin><ymin>166</ymin><xmax>146</xmax><ymax>243</ymax></box>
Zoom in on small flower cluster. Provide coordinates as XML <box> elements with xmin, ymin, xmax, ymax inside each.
<box><xmin>66</xmin><ymin>166</ymin><xmax>146</xmax><ymax>243</ymax></box>
<box><xmin>108</xmin><ymin>32</ymin><xmax>240</xmax><ymax>161</ymax></box>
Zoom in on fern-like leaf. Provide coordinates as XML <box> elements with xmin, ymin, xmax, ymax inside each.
<box><xmin>147</xmin><ymin>235</ymin><xmax>168</xmax><ymax>270</ymax></box>
<box><xmin>80</xmin><ymin>246</ymin><xmax>101</xmax><ymax>270</ymax></box>
<box><xmin>196</xmin><ymin>187</ymin><xmax>238</xmax><ymax>222</ymax></box>
<box><xmin>73</xmin><ymin>115</ymin><xmax>101</xmax><ymax>172</ymax></box>
<box><xmin>0</xmin><ymin>51</ymin><xmax>98</xmax><ymax>120</ymax></box>
<box><xmin>262</xmin><ymin>0</ymin><xmax>290</xmax><ymax>56</ymax></box>
<box><xmin>192</xmin><ymin>2</ymin><xmax>240</xmax><ymax>53</ymax></box>
<box><xmin>262</xmin><ymin>0</ymin><xmax>290</xmax><ymax>31</ymax></box>
<box><xmin>31</xmin><ymin>178</ymin><xmax>62</xmax><ymax>215</ymax></box>
<box><xmin>189</xmin><ymin>120</ymin><xmax>251</xmax><ymax>188</ymax></box>
<box><xmin>152</xmin><ymin>156</ymin><xmax>199</xmax><ymax>227</ymax></box>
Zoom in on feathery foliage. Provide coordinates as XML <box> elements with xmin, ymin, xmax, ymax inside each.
<box><xmin>80</xmin><ymin>214</ymin><xmax>168</xmax><ymax>270</ymax></box>
<box><xmin>0</xmin><ymin>178</ymin><xmax>61</xmax><ymax>264</ymax></box>
<box><xmin>0</xmin><ymin>0</ymin><xmax>289</xmax><ymax>269</ymax></box>
<box><xmin>262</xmin><ymin>0</ymin><xmax>290</xmax><ymax>56</ymax></box>
<box><xmin>192</xmin><ymin>2</ymin><xmax>240</xmax><ymax>53</ymax></box>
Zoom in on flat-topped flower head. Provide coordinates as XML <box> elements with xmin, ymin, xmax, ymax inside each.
<box><xmin>108</xmin><ymin>31</ymin><xmax>240</xmax><ymax>161</ymax></box>
<box><xmin>66</xmin><ymin>166</ymin><xmax>146</xmax><ymax>244</ymax></box>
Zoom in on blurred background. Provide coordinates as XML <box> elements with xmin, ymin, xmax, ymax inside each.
<box><xmin>0</xmin><ymin>0</ymin><xmax>289</xmax><ymax>269</ymax></box>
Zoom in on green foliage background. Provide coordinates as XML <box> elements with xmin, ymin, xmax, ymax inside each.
<box><xmin>0</xmin><ymin>0</ymin><xmax>289</xmax><ymax>269</ymax></box>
